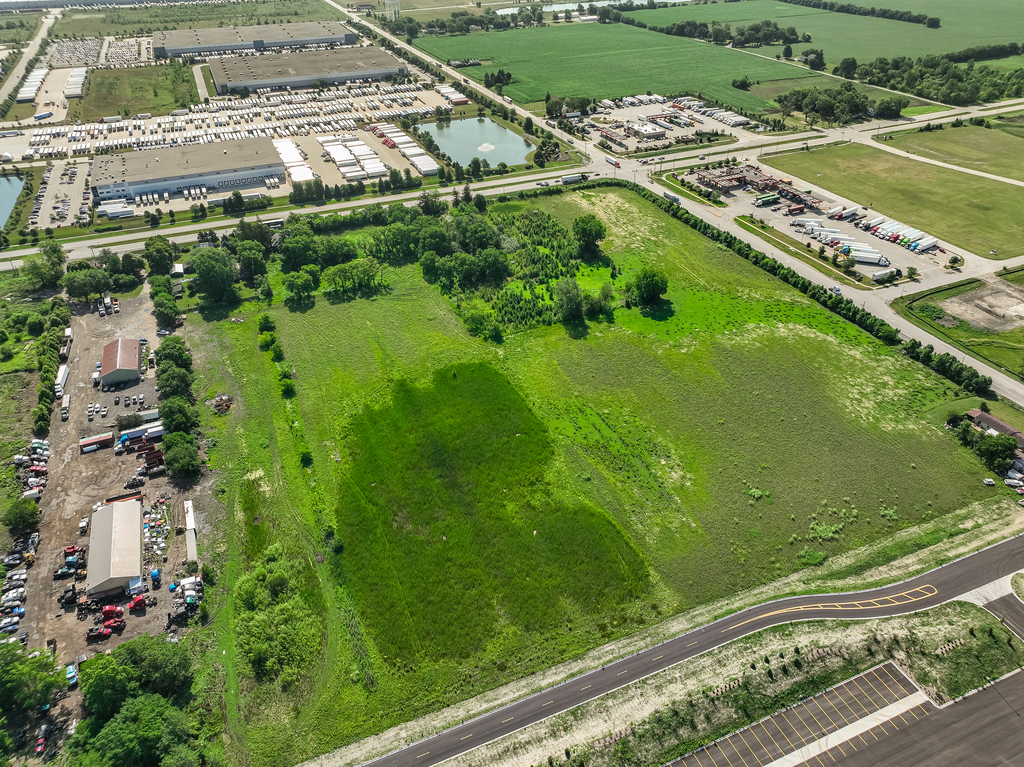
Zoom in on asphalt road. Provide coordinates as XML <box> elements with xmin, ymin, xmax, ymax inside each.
<box><xmin>826</xmin><ymin>670</ymin><xmax>1024</xmax><ymax>767</ymax></box>
<box><xmin>361</xmin><ymin>534</ymin><xmax>1024</xmax><ymax>767</ymax></box>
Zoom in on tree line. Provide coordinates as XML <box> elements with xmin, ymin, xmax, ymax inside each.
<box><xmin>775</xmin><ymin>0</ymin><xmax>939</xmax><ymax>27</ymax></box>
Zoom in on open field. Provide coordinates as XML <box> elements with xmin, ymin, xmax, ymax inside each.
<box><xmin>414</xmin><ymin>24</ymin><xmax>817</xmax><ymax>109</ymax></box>
<box><xmin>749</xmin><ymin>74</ymin><xmax>934</xmax><ymax>109</ymax></box>
<box><xmin>0</xmin><ymin>13</ymin><xmax>43</xmax><ymax>45</ymax></box>
<box><xmin>764</xmin><ymin>143</ymin><xmax>1024</xmax><ymax>258</ymax></box>
<box><xmin>885</xmin><ymin>124</ymin><xmax>1024</xmax><ymax>183</ymax></box>
<box><xmin>192</xmin><ymin>187</ymin><xmax>996</xmax><ymax>767</ymax></box>
<box><xmin>51</xmin><ymin>0</ymin><xmax>346</xmax><ymax>39</ymax></box>
<box><xmin>895</xmin><ymin>273</ymin><xmax>1024</xmax><ymax>379</ymax></box>
<box><xmin>993</xmin><ymin>110</ymin><xmax>1024</xmax><ymax>139</ymax></box>
<box><xmin>78</xmin><ymin>64</ymin><xmax>198</xmax><ymax>122</ymax></box>
<box><xmin>626</xmin><ymin>0</ymin><xmax>1024</xmax><ymax>63</ymax></box>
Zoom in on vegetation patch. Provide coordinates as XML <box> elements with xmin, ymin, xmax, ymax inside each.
<box><xmin>77</xmin><ymin>62</ymin><xmax>198</xmax><ymax>122</ymax></box>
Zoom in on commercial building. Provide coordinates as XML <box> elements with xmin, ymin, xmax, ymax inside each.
<box><xmin>86</xmin><ymin>500</ymin><xmax>142</xmax><ymax>595</ymax></box>
<box><xmin>91</xmin><ymin>138</ymin><xmax>286</xmax><ymax>202</ymax></box>
<box><xmin>99</xmin><ymin>338</ymin><xmax>142</xmax><ymax>386</ymax></box>
<box><xmin>209</xmin><ymin>47</ymin><xmax>407</xmax><ymax>95</ymax></box>
<box><xmin>153</xmin><ymin>21</ymin><xmax>357</xmax><ymax>58</ymax></box>
<box><xmin>624</xmin><ymin>122</ymin><xmax>665</xmax><ymax>140</ymax></box>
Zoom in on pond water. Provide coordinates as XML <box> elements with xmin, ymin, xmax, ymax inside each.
<box><xmin>0</xmin><ymin>176</ymin><xmax>24</xmax><ymax>228</ymax></box>
<box><xmin>496</xmin><ymin>0</ymin><xmax>690</xmax><ymax>15</ymax></box>
<box><xmin>430</xmin><ymin>118</ymin><xmax>534</xmax><ymax>167</ymax></box>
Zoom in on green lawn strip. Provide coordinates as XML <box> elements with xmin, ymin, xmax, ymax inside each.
<box><xmin>414</xmin><ymin>24</ymin><xmax>814</xmax><ymax>110</ymax></box>
<box><xmin>904</xmin><ymin>104</ymin><xmax>951</xmax><ymax>116</ymax></box>
<box><xmin>200</xmin><ymin>64</ymin><xmax>217</xmax><ymax>97</ymax></box>
<box><xmin>920</xmin><ymin>396</ymin><xmax>1024</xmax><ymax>432</ymax></box>
<box><xmin>892</xmin><ymin>278</ymin><xmax>1024</xmax><ymax>380</ymax></box>
<box><xmin>763</xmin><ymin>142</ymin><xmax>1024</xmax><ymax>258</ymax></box>
<box><xmin>734</xmin><ymin>215</ymin><xmax>868</xmax><ymax>289</ymax></box>
<box><xmin>653</xmin><ymin>173</ymin><xmax>725</xmax><ymax>207</ymax></box>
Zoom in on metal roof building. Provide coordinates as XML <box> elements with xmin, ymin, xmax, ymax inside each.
<box><xmin>100</xmin><ymin>338</ymin><xmax>142</xmax><ymax>385</ymax></box>
<box><xmin>91</xmin><ymin>138</ymin><xmax>285</xmax><ymax>202</ymax></box>
<box><xmin>209</xmin><ymin>47</ymin><xmax>407</xmax><ymax>95</ymax></box>
<box><xmin>154</xmin><ymin>21</ymin><xmax>357</xmax><ymax>58</ymax></box>
<box><xmin>86</xmin><ymin>501</ymin><xmax>142</xmax><ymax>595</ymax></box>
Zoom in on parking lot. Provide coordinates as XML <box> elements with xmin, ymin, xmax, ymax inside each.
<box><xmin>673</xmin><ymin>664</ymin><xmax>931</xmax><ymax>767</ymax></box>
<box><xmin>4</xmin><ymin>287</ymin><xmax>200</xmax><ymax>760</ymax></box>
<box><xmin>29</xmin><ymin>159</ymin><xmax>93</xmax><ymax>230</ymax></box>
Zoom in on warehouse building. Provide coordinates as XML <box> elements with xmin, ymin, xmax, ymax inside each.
<box><xmin>91</xmin><ymin>138</ymin><xmax>286</xmax><ymax>202</ymax></box>
<box><xmin>209</xmin><ymin>47</ymin><xmax>407</xmax><ymax>95</ymax></box>
<box><xmin>100</xmin><ymin>338</ymin><xmax>143</xmax><ymax>386</ymax></box>
<box><xmin>86</xmin><ymin>500</ymin><xmax>142</xmax><ymax>596</ymax></box>
<box><xmin>153</xmin><ymin>21</ymin><xmax>357</xmax><ymax>58</ymax></box>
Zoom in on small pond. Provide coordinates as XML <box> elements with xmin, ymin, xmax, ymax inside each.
<box><xmin>0</xmin><ymin>176</ymin><xmax>24</xmax><ymax>228</ymax></box>
<box><xmin>430</xmin><ymin>118</ymin><xmax>534</xmax><ymax>167</ymax></box>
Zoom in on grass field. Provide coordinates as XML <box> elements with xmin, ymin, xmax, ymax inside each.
<box><xmin>51</xmin><ymin>0</ymin><xmax>346</xmax><ymax>39</ymax></box>
<box><xmin>78</xmin><ymin>65</ymin><xmax>198</xmax><ymax>122</ymax></box>
<box><xmin>993</xmin><ymin>111</ymin><xmax>1024</xmax><ymax>139</ymax></box>
<box><xmin>413</xmin><ymin>24</ymin><xmax>817</xmax><ymax>109</ymax></box>
<box><xmin>193</xmin><ymin>187</ymin><xmax>997</xmax><ymax>766</ymax></box>
<box><xmin>625</xmin><ymin>0</ymin><xmax>1024</xmax><ymax>63</ymax></box>
<box><xmin>764</xmin><ymin>143</ymin><xmax>1024</xmax><ymax>258</ymax></box>
<box><xmin>0</xmin><ymin>13</ymin><xmax>42</xmax><ymax>45</ymax></box>
<box><xmin>749</xmin><ymin>74</ymin><xmax>933</xmax><ymax>109</ymax></box>
<box><xmin>884</xmin><ymin>125</ymin><xmax>1024</xmax><ymax>183</ymax></box>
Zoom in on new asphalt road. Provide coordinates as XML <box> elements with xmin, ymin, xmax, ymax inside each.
<box><xmin>362</xmin><ymin>534</ymin><xmax>1024</xmax><ymax>767</ymax></box>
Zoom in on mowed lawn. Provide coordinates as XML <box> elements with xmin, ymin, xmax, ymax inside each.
<box><xmin>414</xmin><ymin>24</ymin><xmax>816</xmax><ymax>109</ymax></box>
<box><xmin>201</xmin><ymin>188</ymin><xmax>993</xmax><ymax>767</ymax></box>
<box><xmin>764</xmin><ymin>143</ymin><xmax>1024</xmax><ymax>258</ymax></box>
<box><xmin>627</xmin><ymin>0</ymin><xmax>1024</xmax><ymax>62</ymax></box>
<box><xmin>79</xmin><ymin>67</ymin><xmax>196</xmax><ymax>121</ymax></box>
<box><xmin>887</xmin><ymin>125</ymin><xmax>1024</xmax><ymax>183</ymax></box>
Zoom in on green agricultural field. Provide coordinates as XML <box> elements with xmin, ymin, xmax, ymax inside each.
<box><xmin>196</xmin><ymin>187</ymin><xmax>995</xmax><ymax>767</ymax></box>
<box><xmin>885</xmin><ymin>124</ymin><xmax>1024</xmax><ymax>183</ymax></box>
<box><xmin>51</xmin><ymin>0</ymin><xmax>346</xmax><ymax>38</ymax></box>
<box><xmin>78</xmin><ymin>65</ymin><xmax>198</xmax><ymax>121</ymax></box>
<box><xmin>626</xmin><ymin>0</ymin><xmax>1024</xmax><ymax>63</ymax></box>
<box><xmin>414</xmin><ymin>24</ymin><xmax>817</xmax><ymax>109</ymax></box>
<box><xmin>764</xmin><ymin>143</ymin><xmax>1024</xmax><ymax>258</ymax></box>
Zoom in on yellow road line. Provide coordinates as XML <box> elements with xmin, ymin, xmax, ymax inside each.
<box><xmin>542</xmin><ymin>701</ymin><xmax>553</xmax><ymax>707</ymax></box>
<box><xmin>723</xmin><ymin>586</ymin><xmax>938</xmax><ymax>632</ymax></box>
<box><xmin>581</xmin><ymin>685</ymin><xmax>591</xmax><ymax>691</ymax></box>
<box><xmin>653</xmin><ymin>656</ymin><xmax>663</xmax><ymax>661</ymax></box>
<box><xmin>502</xmin><ymin>717</ymin><xmax>513</xmax><ymax>723</ymax></box>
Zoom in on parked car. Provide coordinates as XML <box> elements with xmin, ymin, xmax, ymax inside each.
<box><xmin>65</xmin><ymin>663</ymin><xmax>78</xmax><ymax>687</ymax></box>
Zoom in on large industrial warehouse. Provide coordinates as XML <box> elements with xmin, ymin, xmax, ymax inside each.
<box><xmin>153</xmin><ymin>21</ymin><xmax>357</xmax><ymax>58</ymax></box>
<box><xmin>209</xmin><ymin>47</ymin><xmax>407</xmax><ymax>95</ymax></box>
<box><xmin>91</xmin><ymin>138</ymin><xmax>286</xmax><ymax>202</ymax></box>
<box><xmin>86</xmin><ymin>500</ymin><xmax>142</xmax><ymax>596</ymax></box>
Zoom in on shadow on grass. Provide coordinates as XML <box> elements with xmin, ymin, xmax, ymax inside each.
<box><xmin>638</xmin><ymin>297</ymin><xmax>675</xmax><ymax>321</ymax></box>
<box><xmin>283</xmin><ymin>294</ymin><xmax>317</xmax><ymax>313</ymax></box>
<box><xmin>561</xmin><ymin>318</ymin><xmax>589</xmax><ymax>340</ymax></box>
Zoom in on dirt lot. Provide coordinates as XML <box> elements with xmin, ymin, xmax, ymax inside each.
<box><xmin>11</xmin><ymin>283</ymin><xmax>200</xmax><ymax>762</ymax></box>
<box><xmin>940</xmin><ymin>280</ymin><xmax>1024</xmax><ymax>331</ymax></box>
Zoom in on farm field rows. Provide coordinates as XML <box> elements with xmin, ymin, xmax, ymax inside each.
<box><xmin>885</xmin><ymin>124</ymin><xmax>1024</xmax><ymax>183</ymax></box>
<box><xmin>413</xmin><ymin>24</ymin><xmax>817</xmax><ymax>109</ymax></box>
<box><xmin>51</xmin><ymin>0</ymin><xmax>346</xmax><ymax>39</ymax></box>
<box><xmin>195</xmin><ymin>188</ymin><xmax>994</xmax><ymax>767</ymax></box>
<box><xmin>626</xmin><ymin>0</ymin><xmax>1024</xmax><ymax>62</ymax></box>
<box><xmin>763</xmin><ymin>143</ymin><xmax>1024</xmax><ymax>258</ymax></box>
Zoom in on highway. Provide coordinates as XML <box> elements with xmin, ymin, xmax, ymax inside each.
<box><xmin>358</xmin><ymin>534</ymin><xmax>1024</xmax><ymax>767</ymax></box>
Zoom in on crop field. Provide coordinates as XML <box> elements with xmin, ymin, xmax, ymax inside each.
<box><xmin>51</xmin><ymin>0</ymin><xmax>346</xmax><ymax>39</ymax></box>
<box><xmin>886</xmin><ymin>125</ymin><xmax>1024</xmax><ymax>183</ymax></box>
<box><xmin>764</xmin><ymin>143</ymin><xmax>1024</xmax><ymax>258</ymax></box>
<box><xmin>78</xmin><ymin>65</ymin><xmax>198</xmax><ymax>122</ymax></box>
<box><xmin>192</xmin><ymin>187</ymin><xmax>998</xmax><ymax>767</ymax></box>
<box><xmin>413</xmin><ymin>24</ymin><xmax>816</xmax><ymax>109</ymax></box>
<box><xmin>626</xmin><ymin>0</ymin><xmax>1024</xmax><ymax>63</ymax></box>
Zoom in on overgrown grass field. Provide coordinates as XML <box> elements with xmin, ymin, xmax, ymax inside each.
<box><xmin>764</xmin><ymin>143</ymin><xmax>1024</xmax><ymax>258</ymax></box>
<box><xmin>413</xmin><ymin>24</ymin><xmax>816</xmax><ymax>109</ymax></box>
<box><xmin>51</xmin><ymin>0</ymin><xmax>346</xmax><ymax>39</ymax></box>
<box><xmin>197</xmin><ymin>188</ymin><xmax>993</xmax><ymax>767</ymax></box>
<box><xmin>749</xmin><ymin>75</ymin><xmax>933</xmax><ymax>109</ymax></box>
<box><xmin>78</xmin><ymin>65</ymin><xmax>198</xmax><ymax>122</ymax></box>
<box><xmin>885</xmin><ymin>124</ymin><xmax>1024</xmax><ymax>183</ymax></box>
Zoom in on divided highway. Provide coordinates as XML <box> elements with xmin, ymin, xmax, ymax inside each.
<box><xmin>360</xmin><ymin>534</ymin><xmax>1024</xmax><ymax>767</ymax></box>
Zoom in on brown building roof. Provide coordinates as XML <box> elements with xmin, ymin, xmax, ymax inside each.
<box><xmin>968</xmin><ymin>409</ymin><xmax>1024</xmax><ymax>449</ymax></box>
<box><xmin>100</xmin><ymin>338</ymin><xmax>140</xmax><ymax>377</ymax></box>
